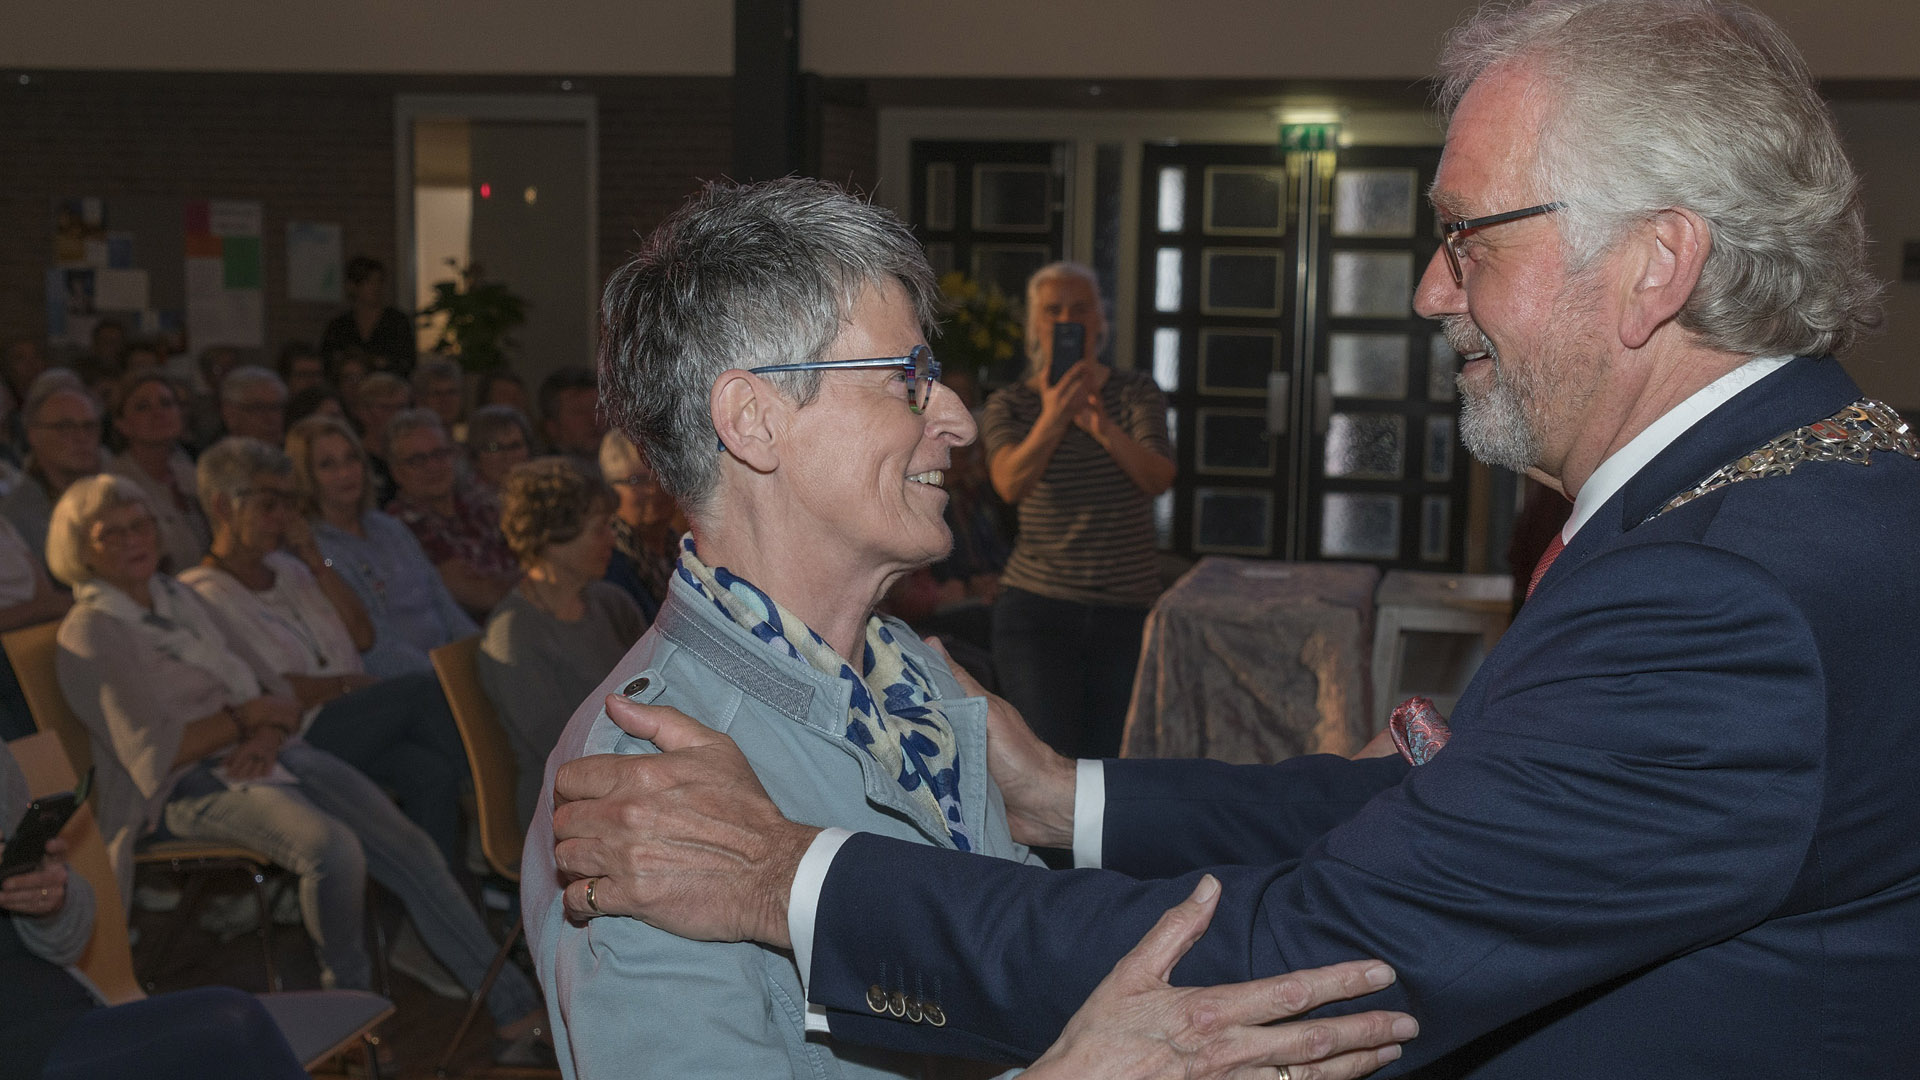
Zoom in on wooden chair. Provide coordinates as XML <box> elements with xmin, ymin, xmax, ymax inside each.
<box><xmin>2</xmin><ymin>620</ymin><xmax>281</xmax><ymax>990</ymax></box>
<box><xmin>429</xmin><ymin>634</ymin><xmax>529</xmax><ymax>1076</ymax></box>
<box><xmin>9</xmin><ymin>730</ymin><xmax>396</xmax><ymax>1075</ymax></box>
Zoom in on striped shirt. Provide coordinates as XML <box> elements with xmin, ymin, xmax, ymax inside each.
<box><xmin>982</xmin><ymin>369</ymin><xmax>1170</xmax><ymax>608</ymax></box>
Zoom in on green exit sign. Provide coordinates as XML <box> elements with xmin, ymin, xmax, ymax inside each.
<box><xmin>1280</xmin><ymin>123</ymin><xmax>1341</xmax><ymax>151</ymax></box>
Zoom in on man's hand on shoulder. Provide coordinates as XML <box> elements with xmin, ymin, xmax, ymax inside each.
<box><xmin>551</xmin><ymin>695</ymin><xmax>819</xmax><ymax>947</ymax></box>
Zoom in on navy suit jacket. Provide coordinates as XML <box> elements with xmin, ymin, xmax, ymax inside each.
<box><xmin>806</xmin><ymin>357</ymin><xmax>1920</xmax><ymax>1077</ymax></box>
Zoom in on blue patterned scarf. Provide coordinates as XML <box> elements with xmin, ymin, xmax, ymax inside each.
<box><xmin>676</xmin><ymin>538</ymin><xmax>972</xmax><ymax>851</ymax></box>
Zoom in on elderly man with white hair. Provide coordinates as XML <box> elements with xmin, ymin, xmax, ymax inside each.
<box><xmin>541</xmin><ymin>2</ymin><xmax>1920</xmax><ymax>1078</ymax></box>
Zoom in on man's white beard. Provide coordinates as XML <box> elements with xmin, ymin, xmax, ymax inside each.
<box><xmin>1447</xmin><ymin>317</ymin><xmax>1544</xmax><ymax>472</ymax></box>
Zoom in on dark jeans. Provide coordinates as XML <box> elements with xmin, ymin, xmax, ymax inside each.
<box><xmin>990</xmin><ymin>586</ymin><xmax>1149</xmax><ymax>760</ymax></box>
<box><xmin>41</xmin><ymin>986</ymin><xmax>307</xmax><ymax>1080</ymax></box>
<box><xmin>302</xmin><ymin>672</ymin><xmax>470</xmax><ymax>869</ymax></box>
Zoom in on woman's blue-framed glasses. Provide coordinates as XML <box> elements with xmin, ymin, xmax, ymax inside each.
<box><xmin>749</xmin><ymin>344</ymin><xmax>942</xmax><ymax>414</ymax></box>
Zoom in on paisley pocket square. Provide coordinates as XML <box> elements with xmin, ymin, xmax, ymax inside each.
<box><xmin>1389</xmin><ymin>696</ymin><xmax>1451</xmax><ymax>765</ymax></box>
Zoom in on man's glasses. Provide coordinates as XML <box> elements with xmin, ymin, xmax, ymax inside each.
<box><xmin>1439</xmin><ymin>201</ymin><xmax>1567</xmax><ymax>286</ymax></box>
<box><xmin>235</xmin><ymin>488</ymin><xmax>299</xmax><ymax>513</ymax></box>
<box><xmin>394</xmin><ymin>446</ymin><xmax>458</xmax><ymax>470</ymax></box>
<box><xmin>748</xmin><ymin>344</ymin><xmax>942</xmax><ymax>414</ymax></box>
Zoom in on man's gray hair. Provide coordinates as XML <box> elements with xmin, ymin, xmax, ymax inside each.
<box><xmin>1022</xmin><ymin>261</ymin><xmax>1109</xmax><ymax>361</ymax></box>
<box><xmin>1437</xmin><ymin>0</ymin><xmax>1880</xmax><ymax>357</ymax></box>
<box><xmin>597</xmin><ymin>177</ymin><xmax>938</xmax><ymax>512</ymax></box>
<box><xmin>221</xmin><ymin>365</ymin><xmax>288</xmax><ymax>402</ymax></box>
<box><xmin>196</xmin><ymin>436</ymin><xmax>293</xmax><ymax>515</ymax></box>
<box><xmin>465</xmin><ymin>403</ymin><xmax>531</xmax><ymax>449</ymax></box>
<box><xmin>23</xmin><ymin>369</ymin><xmax>95</xmax><ymax>425</ymax></box>
<box><xmin>386</xmin><ymin>407</ymin><xmax>447</xmax><ymax>449</ymax></box>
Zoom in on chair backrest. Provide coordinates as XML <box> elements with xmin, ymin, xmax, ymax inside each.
<box><xmin>6</xmin><ymin>730</ymin><xmax>144</xmax><ymax>1005</ymax></box>
<box><xmin>2</xmin><ymin>621</ymin><xmax>91</xmax><ymax>779</ymax></box>
<box><xmin>429</xmin><ymin>636</ymin><xmax>521</xmax><ymax>881</ymax></box>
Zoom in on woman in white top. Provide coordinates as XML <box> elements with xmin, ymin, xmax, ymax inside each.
<box><xmin>178</xmin><ymin>437</ymin><xmax>471</xmax><ymax>869</ymax></box>
<box><xmin>105</xmin><ymin>370</ymin><xmax>209</xmax><ymax>574</ymax></box>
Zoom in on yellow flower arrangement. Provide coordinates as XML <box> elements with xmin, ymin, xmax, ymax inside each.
<box><xmin>931</xmin><ymin>271</ymin><xmax>1025</xmax><ymax>388</ymax></box>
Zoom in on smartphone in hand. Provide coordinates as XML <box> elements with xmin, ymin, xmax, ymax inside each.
<box><xmin>1049</xmin><ymin>321</ymin><xmax>1087</xmax><ymax>384</ymax></box>
<box><xmin>0</xmin><ymin>768</ymin><xmax>91</xmax><ymax>880</ymax></box>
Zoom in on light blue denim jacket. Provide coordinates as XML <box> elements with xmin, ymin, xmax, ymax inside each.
<box><xmin>524</xmin><ymin>572</ymin><xmax>1036</xmax><ymax>1079</ymax></box>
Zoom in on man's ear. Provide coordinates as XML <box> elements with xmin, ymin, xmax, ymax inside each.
<box><xmin>1620</xmin><ymin>207</ymin><xmax>1711</xmax><ymax>350</ymax></box>
<box><xmin>710</xmin><ymin>370</ymin><xmax>782</xmax><ymax>473</ymax></box>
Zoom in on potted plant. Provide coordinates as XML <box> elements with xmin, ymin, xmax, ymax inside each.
<box><xmin>417</xmin><ymin>259</ymin><xmax>527</xmax><ymax>373</ymax></box>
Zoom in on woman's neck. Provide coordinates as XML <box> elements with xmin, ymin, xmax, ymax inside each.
<box><xmin>523</xmin><ymin>564</ymin><xmax>588</xmax><ymax>622</ymax></box>
<box><xmin>208</xmin><ymin>538</ymin><xmax>273</xmax><ymax>587</ymax></box>
<box><xmin>126</xmin><ymin>440</ymin><xmax>174</xmax><ymax>478</ymax></box>
<box><xmin>693</xmin><ymin>517</ymin><xmax>893</xmax><ymax>664</ymax></box>
<box><xmin>320</xmin><ymin>501</ymin><xmax>364</xmax><ymax>536</ymax></box>
<box><xmin>102</xmin><ymin>573</ymin><xmax>154</xmax><ymax>610</ymax></box>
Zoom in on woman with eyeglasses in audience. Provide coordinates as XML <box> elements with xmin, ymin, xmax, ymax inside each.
<box><xmin>48</xmin><ymin>474</ymin><xmax>548</xmax><ymax>1061</ymax></box>
<box><xmin>178</xmin><ymin>437</ymin><xmax>471</xmax><ymax>870</ymax></box>
<box><xmin>597</xmin><ymin>429</ymin><xmax>682</xmax><ymax>622</ymax></box>
<box><xmin>385</xmin><ymin>409</ymin><xmax>521</xmax><ymax>618</ymax></box>
<box><xmin>462</xmin><ymin>404</ymin><xmax>533</xmax><ymax>499</ymax></box>
<box><xmin>480</xmin><ymin>457</ymin><xmax>645</xmax><ymax>829</ymax></box>
<box><xmin>105</xmin><ymin>369</ymin><xmax>209</xmax><ymax>574</ymax></box>
<box><xmin>287</xmin><ymin>415</ymin><xmax>477</xmax><ymax>679</ymax></box>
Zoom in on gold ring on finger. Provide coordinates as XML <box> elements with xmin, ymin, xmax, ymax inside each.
<box><xmin>585</xmin><ymin>876</ymin><xmax>605</xmax><ymax>917</ymax></box>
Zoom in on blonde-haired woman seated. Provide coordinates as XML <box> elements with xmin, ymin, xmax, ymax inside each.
<box><xmin>480</xmin><ymin>457</ymin><xmax>646</xmax><ymax>830</ymax></box>
<box><xmin>48</xmin><ymin>474</ymin><xmax>546</xmax><ymax>1056</ymax></box>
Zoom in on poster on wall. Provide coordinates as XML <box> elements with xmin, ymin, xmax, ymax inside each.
<box><xmin>286</xmin><ymin>221</ymin><xmax>343</xmax><ymax>303</ymax></box>
<box><xmin>53</xmin><ymin>197</ymin><xmax>107</xmax><ymax>266</ymax></box>
<box><xmin>184</xmin><ymin>198</ymin><xmax>265</xmax><ymax>352</ymax></box>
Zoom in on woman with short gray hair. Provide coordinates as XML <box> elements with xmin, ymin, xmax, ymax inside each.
<box><xmin>179</xmin><ymin>437</ymin><xmax>472</xmax><ymax>870</ymax></box>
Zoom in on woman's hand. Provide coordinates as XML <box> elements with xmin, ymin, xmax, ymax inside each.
<box><xmin>235</xmin><ymin>696</ymin><xmax>302</xmax><ymax>736</ymax></box>
<box><xmin>924</xmin><ymin>637</ymin><xmax>1077</xmax><ymax>849</ymax></box>
<box><xmin>0</xmin><ymin>837</ymin><xmax>71</xmax><ymax>917</ymax></box>
<box><xmin>1038</xmin><ymin>358</ymin><xmax>1102</xmax><ymax>433</ymax></box>
<box><xmin>1026</xmin><ymin>875</ymin><xmax>1416</xmax><ymax>1080</ymax></box>
<box><xmin>224</xmin><ymin>726</ymin><xmax>284</xmax><ymax>780</ymax></box>
<box><xmin>281</xmin><ymin>514</ymin><xmax>325</xmax><ymax>570</ymax></box>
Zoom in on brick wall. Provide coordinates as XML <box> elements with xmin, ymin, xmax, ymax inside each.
<box><xmin>0</xmin><ymin>71</ymin><xmax>787</xmax><ymax>368</ymax></box>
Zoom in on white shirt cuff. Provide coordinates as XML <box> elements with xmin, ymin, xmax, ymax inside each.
<box><xmin>789</xmin><ymin>826</ymin><xmax>854</xmax><ymax>1034</ymax></box>
<box><xmin>1072</xmin><ymin>758</ymin><xmax>1106</xmax><ymax>869</ymax></box>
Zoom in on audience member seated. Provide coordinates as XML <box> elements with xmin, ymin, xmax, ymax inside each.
<box><xmin>105</xmin><ymin>370</ymin><xmax>209</xmax><ymax>574</ymax></box>
<box><xmin>48</xmin><ymin>474</ymin><xmax>546</xmax><ymax>1054</ymax></box>
<box><xmin>277</xmin><ymin>341</ymin><xmax>326</xmax><ymax>396</ymax></box>
<box><xmin>0</xmin><ymin>339</ymin><xmax>46</xmax><ymax>462</ymax></box>
<box><xmin>180</xmin><ymin>437</ymin><xmax>472</xmax><ymax>869</ymax></box>
<box><xmin>321</xmin><ymin>257</ymin><xmax>416</xmax><ymax>375</ymax></box>
<box><xmin>473</xmin><ymin>369</ymin><xmax>528</xmax><ymax>415</ymax></box>
<box><xmin>288</xmin><ymin>415</ymin><xmax>477</xmax><ymax>678</ymax></box>
<box><xmin>120</xmin><ymin>339</ymin><xmax>166</xmax><ymax>373</ymax></box>
<box><xmin>386</xmin><ymin>409</ymin><xmax>520</xmax><ymax>618</ymax></box>
<box><xmin>1</xmin><ymin>372</ymin><xmax>105</xmax><ymax>561</ymax></box>
<box><xmin>480</xmin><ymin>458</ymin><xmax>643</xmax><ymax>829</ymax></box>
<box><xmin>0</xmin><ymin>515</ymin><xmax>71</xmax><ymax>739</ymax></box>
<box><xmin>535</xmin><ymin>366</ymin><xmax>604</xmax><ymax>476</ymax></box>
<box><xmin>284</xmin><ymin>385</ymin><xmax>346</xmax><ymax>429</ymax></box>
<box><xmin>186</xmin><ymin>346</ymin><xmax>240</xmax><ymax>450</ymax></box>
<box><xmin>598</xmin><ymin>429</ymin><xmax>680</xmax><ymax>622</ymax></box>
<box><xmin>349</xmin><ymin>372</ymin><xmax>409</xmax><ymax>506</ymax></box>
<box><xmin>325</xmin><ymin>347</ymin><xmax>370</xmax><ymax>403</ymax></box>
<box><xmin>462</xmin><ymin>404</ymin><xmax>532</xmax><ymax>499</ymax></box>
<box><xmin>412</xmin><ymin>357</ymin><xmax>465</xmax><ymax>439</ymax></box>
<box><xmin>219</xmin><ymin>366</ymin><xmax>289</xmax><ymax>447</ymax></box>
<box><xmin>86</xmin><ymin>320</ymin><xmax>127</xmax><ymax>375</ymax></box>
<box><xmin>0</xmin><ymin>741</ymin><xmax>310</xmax><ymax>1080</ymax></box>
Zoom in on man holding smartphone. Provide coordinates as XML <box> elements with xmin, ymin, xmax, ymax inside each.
<box><xmin>982</xmin><ymin>262</ymin><xmax>1175</xmax><ymax>761</ymax></box>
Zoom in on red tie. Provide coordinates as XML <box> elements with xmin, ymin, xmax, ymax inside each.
<box><xmin>1527</xmin><ymin>533</ymin><xmax>1567</xmax><ymax>599</ymax></box>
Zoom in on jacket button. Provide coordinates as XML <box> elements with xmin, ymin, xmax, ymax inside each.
<box><xmin>924</xmin><ymin>1003</ymin><xmax>946</xmax><ymax>1027</ymax></box>
<box><xmin>887</xmin><ymin>990</ymin><xmax>907</xmax><ymax>1017</ymax></box>
<box><xmin>866</xmin><ymin>985</ymin><xmax>887</xmax><ymax>1013</ymax></box>
<box><xmin>622</xmin><ymin>676</ymin><xmax>650</xmax><ymax>696</ymax></box>
<box><xmin>904</xmin><ymin>998</ymin><xmax>923</xmax><ymax>1023</ymax></box>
